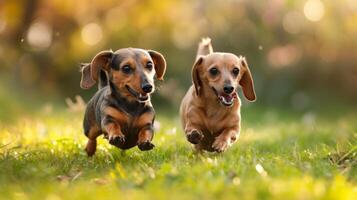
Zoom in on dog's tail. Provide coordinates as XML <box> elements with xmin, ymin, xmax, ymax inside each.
<box><xmin>80</xmin><ymin>64</ymin><xmax>108</xmax><ymax>90</ymax></box>
<box><xmin>196</xmin><ymin>37</ymin><xmax>213</xmax><ymax>59</ymax></box>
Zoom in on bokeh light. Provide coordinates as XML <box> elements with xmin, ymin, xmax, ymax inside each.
<box><xmin>26</xmin><ymin>21</ymin><xmax>53</xmax><ymax>49</ymax></box>
<box><xmin>304</xmin><ymin>0</ymin><xmax>325</xmax><ymax>22</ymax></box>
<box><xmin>283</xmin><ymin>11</ymin><xmax>304</xmax><ymax>34</ymax></box>
<box><xmin>268</xmin><ymin>45</ymin><xmax>301</xmax><ymax>69</ymax></box>
<box><xmin>347</xmin><ymin>0</ymin><xmax>357</xmax><ymax>11</ymax></box>
<box><xmin>0</xmin><ymin>18</ymin><xmax>6</xmax><ymax>34</ymax></box>
<box><xmin>81</xmin><ymin>23</ymin><xmax>103</xmax><ymax>46</ymax></box>
<box><xmin>0</xmin><ymin>0</ymin><xmax>356</xmax><ymax>107</ymax></box>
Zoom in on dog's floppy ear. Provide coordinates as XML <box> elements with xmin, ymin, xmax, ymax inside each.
<box><xmin>80</xmin><ymin>50</ymin><xmax>113</xmax><ymax>89</ymax></box>
<box><xmin>192</xmin><ymin>56</ymin><xmax>204</xmax><ymax>96</ymax></box>
<box><xmin>148</xmin><ymin>50</ymin><xmax>166</xmax><ymax>80</ymax></box>
<box><xmin>80</xmin><ymin>63</ymin><xmax>95</xmax><ymax>89</ymax></box>
<box><xmin>239</xmin><ymin>57</ymin><xmax>256</xmax><ymax>101</ymax></box>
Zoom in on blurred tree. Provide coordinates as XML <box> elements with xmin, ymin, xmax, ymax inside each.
<box><xmin>0</xmin><ymin>0</ymin><xmax>356</xmax><ymax>110</ymax></box>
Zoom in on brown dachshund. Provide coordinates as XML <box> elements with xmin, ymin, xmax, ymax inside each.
<box><xmin>80</xmin><ymin>48</ymin><xmax>166</xmax><ymax>156</ymax></box>
<box><xmin>180</xmin><ymin>38</ymin><xmax>256</xmax><ymax>152</ymax></box>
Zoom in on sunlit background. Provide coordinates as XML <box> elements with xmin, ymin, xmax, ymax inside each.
<box><xmin>0</xmin><ymin>0</ymin><xmax>357</xmax><ymax>120</ymax></box>
<box><xmin>0</xmin><ymin>2</ymin><xmax>356</xmax><ymax>198</ymax></box>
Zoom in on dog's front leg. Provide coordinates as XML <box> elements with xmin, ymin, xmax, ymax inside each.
<box><xmin>185</xmin><ymin>123</ymin><xmax>204</xmax><ymax>144</ymax></box>
<box><xmin>212</xmin><ymin>127</ymin><xmax>239</xmax><ymax>153</ymax></box>
<box><xmin>102</xmin><ymin>117</ymin><xmax>125</xmax><ymax>147</ymax></box>
<box><xmin>137</xmin><ymin>125</ymin><xmax>155</xmax><ymax>151</ymax></box>
<box><xmin>184</xmin><ymin>108</ymin><xmax>204</xmax><ymax>144</ymax></box>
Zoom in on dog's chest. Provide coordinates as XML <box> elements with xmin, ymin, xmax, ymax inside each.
<box><xmin>202</xmin><ymin>112</ymin><xmax>225</xmax><ymax>134</ymax></box>
<box><xmin>201</xmin><ymin>109</ymin><xmax>239</xmax><ymax>135</ymax></box>
<box><xmin>103</xmin><ymin>99</ymin><xmax>154</xmax><ymax>134</ymax></box>
<box><xmin>115</xmin><ymin>108</ymin><xmax>153</xmax><ymax>132</ymax></box>
<box><xmin>122</xmin><ymin>111</ymin><xmax>153</xmax><ymax>130</ymax></box>
<box><xmin>116</xmin><ymin>112</ymin><xmax>140</xmax><ymax>128</ymax></box>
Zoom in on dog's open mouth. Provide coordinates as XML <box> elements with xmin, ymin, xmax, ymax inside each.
<box><xmin>212</xmin><ymin>87</ymin><xmax>237</xmax><ymax>107</ymax></box>
<box><xmin>125</xmin><ymin>85</ymin><xmax>149</xmax><ymax>102</ymax></box>
<box><xmin>219</xmin><ymin>93</ymin><xmax>237</xmax><ymax>106</ymax></box>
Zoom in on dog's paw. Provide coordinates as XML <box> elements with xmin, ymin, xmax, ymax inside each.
<box><xmin>231</xmin><ymin>135</ymin><xmax>237</xmax><ymax>142</ymax></box>
<box><xmin>186</xmin><ymin>130</ymin><xmax>203</xmax><ymax>144</ymax></box>
<box><xmin>138</xmin><ymin>141</ymin><xmax>155</xmax><ymax>151</ymax></box>
<box><xmin>212</xmin><ymin>139</ymin><xmax>230</xmax><ymax>153</ymax></box>
<box><xmin>108</xmin><ymin>134</ymin><xmax>125</xmax><ymax>147</ymax></box>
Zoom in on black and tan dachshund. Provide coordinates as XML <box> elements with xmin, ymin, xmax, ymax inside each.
<box><xmin>80</xmin><ymin>48</ymin><xmax>166</xmax><ymax>156</ymax></box>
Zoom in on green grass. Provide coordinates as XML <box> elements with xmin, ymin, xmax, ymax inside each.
<box><xmin>0</xmin><ymin>106</ymin><xmax>356</xmax><ymax>200</ymax></box>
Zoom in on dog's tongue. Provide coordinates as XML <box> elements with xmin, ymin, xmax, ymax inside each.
<box><xmin>222</xmin><ymin>94</ymin><xmax>233</xmax><ymax>102</ymax></box>
<box><xmin>219</xmin><ymin>92</ymin><xmax>238</xmax><ymax>104</ymax></box>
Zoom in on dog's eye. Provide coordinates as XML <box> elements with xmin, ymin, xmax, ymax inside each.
<box><xmin>209</xmin><ymin>67</ymin><xmax>219</xmax><ymax>76</ymax></box>
<box><xmin>232</xmin><ymin>67</ymin><xmax>240</xmax><ymax>76</ymax></box>
<box><xmin>122</xmin><ymin>65</ymin><xmax>132</xmax><ymax>74</ymax></box>
<box><xmin>146</xmin><ymin>61</ymin><xmax>153</xmax><ymax>70</ymax></box>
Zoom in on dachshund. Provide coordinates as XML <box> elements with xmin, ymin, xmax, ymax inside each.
<box><xmin>80</xmin><ymin>48</ymin><xmax>166</xmax><ymax>156</ymax></box>
<box><xmin>180</xmin><ymin>38</ymin><xmax>256</xmax><ymax>152</ymax></box>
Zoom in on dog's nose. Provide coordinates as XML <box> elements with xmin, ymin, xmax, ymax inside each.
<box><xmin>223</xmin><ymin>85</ymin><xmax>234</xmax><ymax>94</ymax></box>
<box><xmin>142</xmin><ymin>83</ymin><xmax>153</xmax><ymax>93</ymax></box>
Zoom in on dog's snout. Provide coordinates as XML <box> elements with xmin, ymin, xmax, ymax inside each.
<box><xmin>142</xmin><ymin>83</ymin><xmax>153</xmax><ymax>93</ymax></box>
<box><xmin>223</xmin><ymin>85</ymin><xmax>234</xmax><ymax>94</ymax></box>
